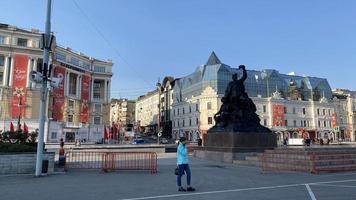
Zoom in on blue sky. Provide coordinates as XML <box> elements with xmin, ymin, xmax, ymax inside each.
<box><xmin>1</xmin><ymin>0</ymin><xmax>356</xmax><ymax>99</ymax></box>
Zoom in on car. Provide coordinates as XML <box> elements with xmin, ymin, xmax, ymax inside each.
<box><xmin>132</xmin><ymin>138</ymin><xmax>145</xmax><ymax>144</ymax></box>
<box><xmin>160</xmin><ymin>138</ymin><xmax>169</xmax><ymax>144</ymax></box>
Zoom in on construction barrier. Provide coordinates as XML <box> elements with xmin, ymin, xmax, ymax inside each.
<box><xmin>65</xmin><ymin>151</ymin><xmax>157</xmax><ymax>174</ymax></box>
<box><xmin>261</xmin><ymin>149</ymin><xmax>356</xmax><ymax>174</ymax></box>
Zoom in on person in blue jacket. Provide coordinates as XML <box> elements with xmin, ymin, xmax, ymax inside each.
<box><xmin>177</xmin><ymin>137</ymin><xmax>195</xmax><ymax>192</ymax></box>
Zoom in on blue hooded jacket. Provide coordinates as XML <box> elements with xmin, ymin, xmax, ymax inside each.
<box><xmin>177</xmin><ymin>143</ymin><xmax>189</xmax><ymax>165</ymax></box>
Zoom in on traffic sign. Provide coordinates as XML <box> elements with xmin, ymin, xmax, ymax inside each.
<box><xmin>158</xmin><ymin>132</ymin><xmax>162</xmax><ymax>137</ymax></box>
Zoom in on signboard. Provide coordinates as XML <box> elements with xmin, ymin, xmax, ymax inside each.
<box><xmin>52</xmin><ymin>66</ymin><xmax>66</xmax><ymax>121</ymax></box>
<box><xmin>332</xmin><ymin>112</ymin><xmax>337</xmax><ymax>128</ymax></box>
<box><xmin>80</xmin><ymin>75</ymin><xmax>90</xmax><ymax>123</ymax></box>
<box><xmin>11</xmin><ymin>54</ymin><xmax>28</xmax><ymax>118</ymax></box>
<box><xmin>272</xmin><ymin>104</ymin><xmax>285</xmax><ymax>127</ymax></box>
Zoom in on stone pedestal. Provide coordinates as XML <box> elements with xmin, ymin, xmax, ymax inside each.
<box><xmin>194</xmin><ymin>131</ymin><xmax>277</xmax><ymax>163</ymax></box>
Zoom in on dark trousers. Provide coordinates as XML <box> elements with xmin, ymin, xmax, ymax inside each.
<box><xmin>177</xmin><ymin>164</ymin><xmax>191</xmax><ymax>187</ymax></box>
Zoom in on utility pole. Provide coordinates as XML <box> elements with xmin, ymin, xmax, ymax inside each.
<box><xmin>156</xmin><ymin>80</ymin><xmax>161</xmax><ymax>144</ymax></box>
<box><xmin>35</xmin><ymin>0</ymin><xmax>52</xmax><ymax>176</ymax></box>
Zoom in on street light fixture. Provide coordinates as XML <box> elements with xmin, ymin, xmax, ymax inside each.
<box><xmin>13</xmin><ymin>87</ymin><xmax>24</xmax><ymax>131</ymax></box>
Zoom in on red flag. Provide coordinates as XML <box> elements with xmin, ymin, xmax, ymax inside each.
<box><xmin>10</xmin><ymin>122</ymin><xmax>15</xmax><ymax>132</ymax></box>
<box><xmin>23</xmin><ymin>122</ymin><xmax>29</xmax><ymax>135</ymax></box>
<box><xmin>104</xmin><ymin>125</ymin><xmax>108</xmax><ymax>140</ymax></box>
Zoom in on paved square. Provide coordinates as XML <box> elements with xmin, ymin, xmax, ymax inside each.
<box><xmin>1</xmin><ymin>153</ymin><xmax>356</xmax><ymax>200</ymax></box>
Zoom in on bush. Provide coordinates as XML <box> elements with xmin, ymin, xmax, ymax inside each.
<box><xmin>0</xmin><ymin>143</ymin><xmax>37</xmax><ymax>153</ymax></box>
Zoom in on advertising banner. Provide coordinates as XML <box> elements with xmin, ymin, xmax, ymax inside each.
<box><xmin>80</xmin><ymin>75</ymin><xmax>90</xmax><ymax>123</ymax></box>
<box><xmin>11</xmin><ymin>54</ymin><xmax>28</xmax><ymax>118</ymax></box>
<box><xmin>52</xmin><ymin>66</ymin><xmax>66</xmax><ymax>121</ymax></box>
<box><xmin>272</xmin><ymin>104</ymin><xmax>285</xmax><ymax>127</ymax></box>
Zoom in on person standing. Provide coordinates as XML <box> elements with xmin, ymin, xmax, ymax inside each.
<box><xmin>176</xmin><ymin>137</ymin><xmax>195</xmax><ymax>192</ymax></box>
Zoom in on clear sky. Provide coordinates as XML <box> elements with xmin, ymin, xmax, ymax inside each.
<box><xmin>1</xmin><ymin>0</ymin><xmax>356</xmax><ymax>99</ymax></box>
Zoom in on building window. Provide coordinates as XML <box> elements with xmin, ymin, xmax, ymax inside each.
<box><xmin>51</xmin><ymin>132</ymin><xmax>57</xmax><ymax>139</ymax></box>
<box><xmin>196</xmin><ymin>104</ymin><xmax>199</xmax><ymax>111</ymax></box>
<box><xmin>328</xmin><ymin>109</ymin><xmax>331</xmax><ymax>116</ymax></box>
<box><xmin>293</xmin><ymin>120</ymin><xmax>297</xmax><ymax>127</ymax></box>
<box><xmin>70</xmin><ymin>57</ymin><xmax>79</xmax><ymax>66</ymax></box>
<box><xmin>183</xmin><ymin>120</ymin><xmax>185</xmax><ymax>127</ymax></box>
<box><xmin>173</xmin><ymin>109</ymin><xmax>176</xmax><ymax>116</ymax></box>
<box><xmin>17</xmin><ymin>38</ymin><xmax>28</xmax><ymax>47</ymax></box>
<box><xmin>317</xmin><ymin>108</ymin><xmax>320</xmax><ymax>115</ymax></box>
<box><xmin>196</xmin><ymin>118</ymin><xmax>199</xmax><ymax>125</ymax></box>
<box><xmin>189</xmin><ymin>119</ymin><xmax>192</xmax><ymax>126</ymax></box>
<box><xmin>208</xmin><ymin>117</ymin><xmax>213</xmax><ymax>125</ymax></box>
<box><xmin>263</xmin><ymin>119</ymin><xmax>267</xmax><ymax>126</ymax></box>
<box><xmin>307</xmin><ymin>121</ymin><xmax>310</xmax><ymax>127</ymax></box>
<box><xmin>301</xmin><ymin>120</ymin><xmax>303</xmax><ymax>127</ymax></box>
<box><xmin>292</xmin><ymin>107</ymin><xmax>296</xmax><ymax>114</ymax></box>
<box><xmin>93</xmin><ymin>80</ymin><xmax>103</xmax><ymax>99</ymax></box>
<box><xmin>207</xmin><ymin>102</ymin><xmax>212</xmax><ymax>110</ymax></box>
<box><xmin>68</xmin><ymin>99</ymin><xmax>75</xmax><ymax>110</ymax></box>
<box><xmin>94</xmin><ymin>104</ymin><xmax>102</xmax><ymax>112</ymax></box>
<box><xmin>177</xmin><ymin>108</ymin><xmax>180</xmax><ymax>115</ymax></box>
<box><xmin>67</xmin><ymin>114</ymin><xmax>73</xmax><ymax>122</ymax></box>
<box><xmin>285</xmin><ymin>120</ymin><xmax>288</xmax><ymax>127</ymax></box>
<box><xmin>324</xmin><ymin>121</ymin><xmax>326</xmax><ymax>127</ymax></box>
<box><xmin>302</xmin><ymin>108</ymin><xmax>306</xmax><ymax>115</ymax></box>
<box><xmin>263</xmin><ymin>105</ymin><xmax>267</xmax><ymax>113</ymax></box>
<box><xmin>0</xmin><ymin>55</ymin><xmax>4</xmax><ymax>66</ymax></box>
<box><xmin>55</xmin><ymin>53</ymin><xmax>66</xmax><ymax>62</ymax></box>
<box><xmin>94</xmin><ymin>65</ymin><xmax>106</xmax><ymax>73</ymax></box>
<box><xmin>304</xmin><ymin>120</ymin><xmax>307</xmax><ymax>127</ymax></box>
<box><xmin>329</xmin><ymin>121</ymin><xmax>331</xmax><ymax>127</ymax></box>
<box><xmin>189</xmin><ymin>106</ymin><xmax>191</xmax><ymax>113</ymax></box>
<box><xmin>0</xmin><ymin>72</ymin><xmax>3</xmax><ymax>85</ymax></box>
<box><xmin>69</xmin><ymin>73</ymin><xmax>78</xmax><ymax>96</ymax></box>
<box><xmin>83</xmin><ymin>62</ymin><xmax>90</xmax><ymax>69</ymax></box>
<box><xmin>318</xmin><ymin>120</ymin><xmax>321</xmax><ymax>127</ymax></box>
<box><xmin>0</xmin><ymin>35</ymin><xmax>4</xmax><ymax>44</ymax></box>
<box><xmin>323</xmin><ymin>109</ymin><xmax>326</xmax><ymax>116</ymax></box>
<box><xmin>284</xmin><ymin>107</ymin><xmax>287</xmax><ymax>114</ymax></box>
<box><xmin>183</xmin><ymin>107</ymin><xmax>185</xmax><ymax>114</ymax></box>
<box><xmin>94</xmin><ymin>116</ymin><xmax>101</xmax><ymax>125</ymax></box>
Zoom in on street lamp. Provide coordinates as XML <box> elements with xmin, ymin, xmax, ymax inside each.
<box><xmin>156</xmin><ymin>82</ymin><xmax>162</xmax><ymax>144</ymax></box>
<box><xmin>261</xmin><ymin>71</ymin><xmax>269</xmax><ymax>98</ymax></box>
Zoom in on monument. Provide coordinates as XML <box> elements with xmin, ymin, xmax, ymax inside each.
<box><xmin>195</xmin><ymin>65</ymin><xmax>277</xmax><ymax>162</ymax></box>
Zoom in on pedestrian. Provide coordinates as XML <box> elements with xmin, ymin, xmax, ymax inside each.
<box><xmin>176</xmin><ymin>137</ymin><xmax>195</xmax><ymax>192</ymax></box>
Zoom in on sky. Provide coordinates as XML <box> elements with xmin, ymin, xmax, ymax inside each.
<box><xmin>1</xmin><ymin>0</ymin><xmax>356</xmax><ymax>99</ymax></box>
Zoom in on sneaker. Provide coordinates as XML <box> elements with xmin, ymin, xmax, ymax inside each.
<box><xmin>178</xmin><ymin>187</ymin><xmax>186</xmax><ymax>192</ymax></box>
<box><xmin>187</xmin><ymin>187</ymin><xmax>195</xmax><ymax>192</ymax></box>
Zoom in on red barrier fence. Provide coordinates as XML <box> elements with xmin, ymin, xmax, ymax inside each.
<box><xmin>65</xmin><ymin>151</ymin><xmax>157</xmax><ymax>174</ymax></box>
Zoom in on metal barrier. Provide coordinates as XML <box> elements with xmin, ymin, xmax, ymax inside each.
<box><xmin>310</xmin><ymin>152</ymin><xmax>356</xmax><ymax>174</ymax></box>
<box><xmin>65</xmin><ymin>151</ymin><xmax>157</xmax><ymax>174</ymax></box>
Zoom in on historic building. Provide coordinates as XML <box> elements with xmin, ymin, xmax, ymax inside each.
<box><xmin>135</xmin><ymin>90</ymin><xmax>159</xmax><ymax>133</ymax></box>
<box><xmin>0</xmin><ymin>23</ymin><xmax>113</xmax><ymax>143</ymax></box>
<box><xmin>171</xmin><ymin>52</ymin><xmax>346</xmax><ymax>143</ymax></box>
<box><xmin>110</xmin><ymin>98</ymin><xmax>135</xmax><ymax>126</ymax></box>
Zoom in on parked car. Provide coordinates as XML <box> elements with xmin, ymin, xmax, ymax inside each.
<box><xmin>132</xmin><ymin>138</ymin><xmax>145</xmax><ymax>144</ymax></box>
<box><xmin>160</xmin><ymin>138</ymin><xmax>169</xmax><ymax>144</ymax></box>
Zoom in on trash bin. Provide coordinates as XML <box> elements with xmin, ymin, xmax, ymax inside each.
<box><xmin>42</xmin><ymin>160</ymin><xmax>49</xmax><ymax>173</ymax></box>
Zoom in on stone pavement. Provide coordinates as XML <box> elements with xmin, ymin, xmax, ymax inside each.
<box><xmin>1</xmin><ymin>153</ymin><xmax>356</xmax><ymax>200</ymax></box>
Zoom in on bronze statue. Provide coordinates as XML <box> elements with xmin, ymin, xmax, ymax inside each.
<box><xmin>211</xmin><ymin>65</ymin><xmax>270</xmax><ymax>132</ymax></box>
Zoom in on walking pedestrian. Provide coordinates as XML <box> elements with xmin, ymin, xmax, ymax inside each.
<box><xmin>176</xmin><ymin>137</ymin><xmax>195</xmax><ymax>192</ymax></box>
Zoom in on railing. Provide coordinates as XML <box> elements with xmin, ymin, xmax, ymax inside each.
<box><xmin>65</xmin><ymin>151</ymin><xmax>157</xmax><ymax>174</ymax></box>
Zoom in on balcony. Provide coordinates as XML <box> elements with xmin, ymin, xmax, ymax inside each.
<box><xmin>65</xmin><ymin>122</ymin><xmax>82</xmax><ymax>128</ymax></box>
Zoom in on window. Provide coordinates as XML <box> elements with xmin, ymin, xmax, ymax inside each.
<box><xmin>93</xmin><ymin>80</ymin><xmax>103</xmax><ymax>99</ymax></box>
<box><xmin>177</xmin><ymin>108</ymin><xmax>180</xmax><ymax>115</ymax></box>
<box><xmin>183</xmin><ymin>120</ymin><xmax>185</xmax><ymax>127</ymax></box>
<box><xmin>323</xmin><ymin>109</ymin><xmax>326</xmax><ymax>116</ymax></box>
<box><xmin>17</xmin><ymin>38</ymin><xmax>28</xmax><ymax>47</ymax></box>
<box><xmin>69</xmin><ymin>73</ymin><xmax>78</xmax><ymax>96</ymax></box>
<box><xmin>208</xmin><ymin>117</ymin><xmax>213</xmax><ymax>124</ymax></box>
<box><xmin>285</xmin><ymin>120</ymin><xmax>288</xmax><ymax>126</ymax></box>
<box><xmin>0</xmin><ymin>55</ymin><xmax>4</xmax><ymax>66</ymax></box>
<box><xmin>94</xmin><ymin>65</ymin><xmax>106</xmax><ymax>73</ymax></box>
<box><xmin>189</xmin><ymin>119</ymin><xmax>192</xmax><ymax>126</ymax></box>
<box><xmin>196</xmin><ymin>104</ymin><xmax>199</xmax><ymax>111</ymax></box>
<box><xmin>0</xmin><ymin>35</ymin><xmax>4</xmax><ymax>44</ymax></box>
<box><xmin>318</xmin><ymin>120</ymin><xmax>321</xmax><ymax>127</ymax></box>
<box><xmin>263</xmin><ymin>119</ymin><xmax>267</xmax><ymax>126</ymax></box>
<box><xmin>324</xmin><ymin>121</ymin><xmax>327</xmax><ymax>127</ymax></box>
<box><xmin>183</xmin><ymin>107</ymin><xmax>185</xmax><ymax>114</ymax></box>
<box><xmin>68</xmin><ymin>100</ymin><xmax>75</xmax><ymax>110</ymax></box>
<box><xmin>301</xmin><ymin>120</ymin><xmax>303</xmax><ymax>127</ymax></box>
<box><xmin>0</xmin><ymin>72</ymin><xmax>3</xmax><ymax>85</ymax></box>
<box><xmin>304</xmin><ymin>120</ymin><xmax>307</xmax><ymax>127</ymax></box>
<box><xmin>70</xmin><ymin>57</ymin><xmax>79</xmax><ymax>66</ymax></box>
<box><xmin>293</xmin><ymin>107</ymin><xmax>296</xmax><ymax>114</ymax></box>
<box><xmin>329</xmin><ymin>121</ymin><xmax>331</xmax><ymax>127</ymax></box>
<box><xmin>51</xmin><ymin>132</ymin><xmax>57</xmax><ymax>139</ymax></box>
<box><xmin>293</xmin><ymin>120</ymin><xmax>297</xmax><ymax>127</ymax></box>
<box><xmin>37</xmin><ymin>58</ymin><xmax>43</xmax><ymax>72</ymax></box>
<box><xmin>173</xmin><ymin>109</ymin><xmax>176</xmax><ymax>116</ymax></box>
<box><xmin>328</xmin><ymin>109</ymin><xmax>331</xmax><ymax>116</ymax></box>
<box><xmin>94</xmin><ymin>104</ymin><xmax>102</xmax><ymax>112</ymax></box>
<box><xmin>207</xmin><ymin>102</ymin><xmax>212</xmax><ymax>110</ymax></box>
<box><xmin>263</xmin><ymin>105</ymin><xmax>267</xmax><ymax>113</ymax></box>
<box><xmin>317</xmin><ymin>108</ymin><xmax>320</xmax><ymax>115</ymax></box>
<box><xmin>55</xmin><ymin>53</ymin><xmax>66</xmax><ymax>62</ymax></box>
<box><xmin>284</xmin><ymin>107</ymin><xmax>287</xmax><ymax>114</ymax></box>
<box><xmin>94</xmin><ymin>116</ymin><xmax>101</xmax><ymax>125</ymax></box>
<box><xmin>67</xmin><ymin>114</ymin><xmax>73</xmax><ymax>122</ymax></box>
<box><xmin>83</xmin><ymin>62</ymin><xmax>90</xmax><ymax>70</ymax></box>
<box><xmin>189</xmin><ymin>106</ymin><xmax>191</xmax><ymax>113</ymax></box>
<box><xmin>307</xmin><ymin>121</ymin><xmax>310</xmax><ymax>127</ymax></box>
<box><xmin>196</xmin><ymin>118</ymin><xmax>199</xmax><ymax>125</ymax></box>
<box><xmin>302</xmin><ymin>108</ymin><xmax>306</xmax><ymax>115</ymax></box>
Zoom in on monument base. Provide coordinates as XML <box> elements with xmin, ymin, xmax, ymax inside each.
<box><xmin>194</xmin><ymin>131</ymin><xmax>277</xmax><ymax>163</ymax></box>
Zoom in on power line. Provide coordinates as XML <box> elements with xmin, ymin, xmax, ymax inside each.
<box><xmin>71</xmin><ymin>0</ymin><xmax>152</xmax><ymax>86</ymax></box>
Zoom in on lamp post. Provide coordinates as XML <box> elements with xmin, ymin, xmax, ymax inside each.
<box><xmin>156</xmin><ymin>81</ymin><xmax>162</xmax><ymax>144</ymax></box>
<box><xmin>261</xmin><ymin>71</ymin><xmax>269</xmax><ymax>98</ymax></box>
